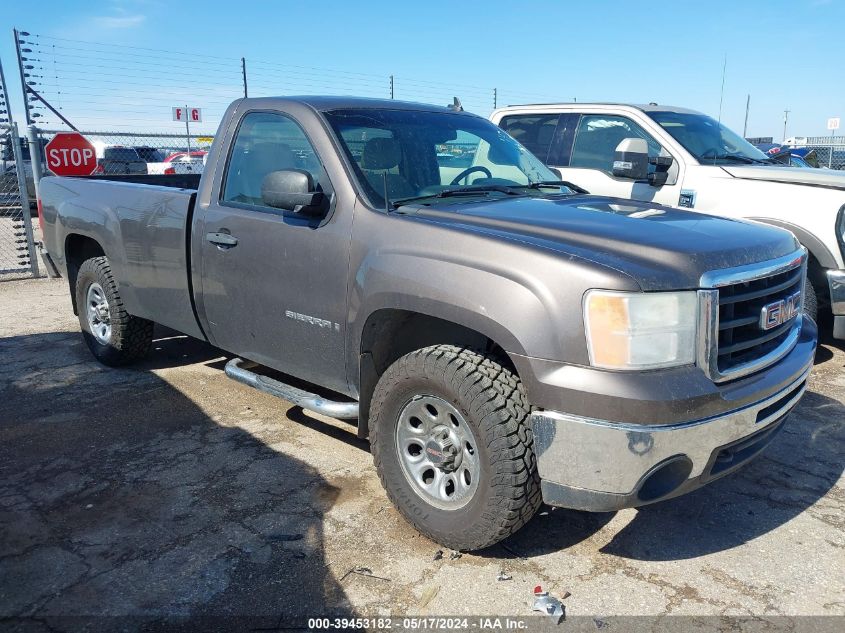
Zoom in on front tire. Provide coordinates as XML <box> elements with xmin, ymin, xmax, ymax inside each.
<box><xmin>370</xmin><ymin>345</ymin><xmax>541</xmax><ymax>550</ymax></box>
<box><xmin>804</xmin><ymin>280</ymin><xmax>818</xmax><ymax>322</ymax></box>
<box><xmin>75</xmin><ymin>256</ymin><xmax>153</xmax><ymax>366</ymax></box>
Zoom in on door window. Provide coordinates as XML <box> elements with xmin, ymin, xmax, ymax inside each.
<box><xmin>570</xmin><ymin>115</ymin><xmax>662</xmax><ymax>174</ymax></box>
<box><xmin>498</xmin><ymin>114</ymin><xmax>560</xmax><ymax>162</ymax></box>
<box><xmin>223</xmin><ymin>112</ymin><xmax>328</xmax><ymax>208</ymax></box>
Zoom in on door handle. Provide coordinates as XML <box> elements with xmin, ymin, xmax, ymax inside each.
<box><xmin>206</xmin><ymin>232</ymin><xmax>239</xmax><ymax>248</ymax></box>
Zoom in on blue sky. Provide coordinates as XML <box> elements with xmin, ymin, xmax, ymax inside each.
<box><xmin>2</xmin><ymin>0</ymin><xmax>843</xmax><ymax>137</ymax></box>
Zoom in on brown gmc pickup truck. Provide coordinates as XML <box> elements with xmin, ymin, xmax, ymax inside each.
<box><xmin>38</xmin><ymin>97</ymin><xmax>817</xmax><ymax>550</ymax></box>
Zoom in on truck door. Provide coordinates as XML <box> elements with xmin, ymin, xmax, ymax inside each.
<box><xmin>554</xmin><ymin>113</ymin><xmax>681</xmax><ymax>205</ymax></box>
<box><xmin>196</xmin><ymin>110</ymin><xmax>352</xmax><ymax>393</ymax></box>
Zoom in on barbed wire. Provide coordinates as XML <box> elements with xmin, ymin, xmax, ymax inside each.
<box><xmin>16</xmin><ymin>29</ymin><xmax>572</xmax><ymax>131</ymax></box>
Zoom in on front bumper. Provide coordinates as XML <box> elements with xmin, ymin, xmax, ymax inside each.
<box><xmin>528</xmin><ymin>313</ymin><xmax>817</xmax><ymax>512</ymax></box>
<box><xmin>532</xmin><ymin>366</ymin><xmax>811</xmax><ymax>511</ymax></box>
<box><xmin>828</xmin><ymin>269</ymin><xmax>845</xmax><ymax>339</ymax></box>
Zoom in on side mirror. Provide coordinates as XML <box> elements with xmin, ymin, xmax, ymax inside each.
<box><xmin>261</xmin><ymin>169</ymin><xmax>326</xmax><ymax>215</ymax></box>
<box><xmin>648</xmin><ymin>155</ymin><xmax>673</xmax><ymax>187</ymax></box>
<box><xmin>548</xmin><ymin>167</ymin><xmax>563</xmax><ymax>179</ymax></box>
<box><xmin>612</xmin><ymin>138</ymin><xmax>649</xmax><ymax>180</ymax></box>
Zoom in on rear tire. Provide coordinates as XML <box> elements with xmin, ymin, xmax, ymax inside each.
<box><xmin>370</xmin><ymin>345</ymin><xmax>541</xmax><ymax>551</ymax></box>
<box><xmin>75</xmin><ymin>256</ymin><xmax>153</xmax><ymax>366</ymax></box>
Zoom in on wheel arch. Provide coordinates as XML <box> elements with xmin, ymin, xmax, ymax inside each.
<box><xmin>64</xmin><ymin>234</ymin><xmax>106</xmax><ymax>315</ymax></box>
<box><xmin>747</xmin><ymin>217</ymin><xmax>838</xmax><ymax>269</ymax></box>
<box><xmin>355</xmin><ymin>307</ymin><xmax>522</xmax><ymax>439</ymax></box>
<box><xmin>747</xmin><ymin>217</ymin><xmax>836</xmax><ymax>308</ymax></box>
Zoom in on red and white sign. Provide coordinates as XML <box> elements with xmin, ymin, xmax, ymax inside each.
<box><xmin>173</xmin><ymin>107</ymin><xmax>202</xmax><ymax>122</ymax></box>
<box><xmin>45</xmin><ymin>132</ymin><xmax>97</xmax><ymax>177</ymax></box>
<box><xmin>828</xmin><ymin>117</ymin><xmax>840</xmax><ymax>131</ymax></box>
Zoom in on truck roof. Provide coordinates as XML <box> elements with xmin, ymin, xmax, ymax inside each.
<box><xmin>238</xmin><ymin>95</ymin><xmax>473</xmax><ymax>114</ymax></box>
<box><xmin>496</xmin><ymin>103</ymin><xmax>704</xmax><ymax>115</ymax></box>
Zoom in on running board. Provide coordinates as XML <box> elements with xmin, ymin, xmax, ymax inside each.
<box><xmin>224</xmin><ymin>357</ymin><xmax>359</xmax><ymax>419</ymax></box>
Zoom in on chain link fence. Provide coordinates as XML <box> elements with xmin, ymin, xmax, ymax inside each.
<box><xmin>36</xmin><ymin>128</ymin><xmax>212</xmax><ymax>177</ymax></box>
<box><xmin>0</xmin><ymin>123</ymin><xmax>39</xmax><ymax>278</ymax></box>
<box><xmin>796</xmin><ymin>142</ymin><xmax>845</xmax><ymax>170</ymax></box>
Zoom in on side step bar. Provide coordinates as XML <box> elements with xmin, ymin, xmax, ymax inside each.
<box><xmin>224</xmin><ymin>358</ymin><xmax>359</xmax><ymax>420</ymax></box>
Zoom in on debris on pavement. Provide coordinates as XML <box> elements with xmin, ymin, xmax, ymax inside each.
<box><xmin>449</xmin><ymin>551</ymin><xmax>462</xmax><ymax>560</ymax></box>
<box><xmin>417</xmin><ymin>584</ymin><xmax>440</xmax><ymax>609</ymax></box>
<box><xmin>497</xmin><ymin>571</ymin><xmax>513</xmax><ymax>581</ymax></box>
<box><xmin>532</xmin><ymin>585</ymin><xmax>565</xmax><ymax>624</ymax></box>
<box><xmin>433</xmin><ymin>549</ymin><xmax>444</xmax><ymax>561</ymax></box>
<box><xmin>340</xmin><ymin>566</ymin><xmax>391</xmax><ymax>582</ymax></box>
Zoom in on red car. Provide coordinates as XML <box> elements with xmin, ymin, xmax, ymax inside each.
<box><xmin>163</xmin><ymin>150</ymin><xmax>207</xmax><ymax>162</ymax></box>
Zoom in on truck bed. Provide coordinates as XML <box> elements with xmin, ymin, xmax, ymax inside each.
<box><xmin>39</xmin><ymin>175</ymin><xmax>205</xmax><ymax>340</ymax></box>
<box><xmin>88</xmin><ymin>173</ymin><xmax>202</xmax><ymax>190</ymax></box>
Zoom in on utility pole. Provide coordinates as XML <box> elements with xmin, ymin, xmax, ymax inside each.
<box><xmin>717</xmin><ymin>55</ymin><xmax>727</xmax><ymax>123</ymax></box>
<box><xmin>783</xmin><ymin>109</ymin><xmax>790</xmax><ymax>143</ymax></box>
<box><xmin>184</xmin><ymin>104</ymin><xmax>191</xmax><ymax>157</ymax></box>
<box><xmin>830</xmin><ymin>126</ymin><xmax>836</xmax><ymax>169</ymax></box>
<box><xmin>241</xmin><ymin>57</ymin><xmax>248</xmax><ymax>98</ymax></box>
<box><xmin>389</xmin><ymin>75</ymin><xmax>394</xmax><ymax>99</ymax></box>
<box><xmin>743</xmin><ymin>94</ymin><xmax>750</xmax><ymax>137</ymax></box>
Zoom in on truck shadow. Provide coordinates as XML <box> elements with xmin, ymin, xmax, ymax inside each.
<box><xmin>600</xmin><ymin>388</ymin><xmax>844</xmax><ymax>560</ymax></box>
<box><xmin>0</xmin><ymin>330</ymin><xmax>354</xmax><ymax>627</ymax></box>
<box><xmin>491</xmin><ymin>389</ymin><xmax>844</xmax><ymax>561</ymax></box>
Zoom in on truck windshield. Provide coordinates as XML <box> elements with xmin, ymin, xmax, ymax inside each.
<box><xmin>134</xmin><ymin>147</ymin><xmax>165</xmax><ymax>162</ymax></box>
<box><xmin>648</xmin><ymin>111</ymin><xmax>772</xmax><ymax>165</ymax></box>
<box><xmin>323</xmin><ymin>108</ymin><xmax>558</xmax><ymax>208</ymax></box>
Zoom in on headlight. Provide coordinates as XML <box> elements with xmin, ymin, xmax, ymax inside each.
<box><xmin>584</xmin><ymin>290</ymin><xmax>698</xmax><ymax>370</ymax></box>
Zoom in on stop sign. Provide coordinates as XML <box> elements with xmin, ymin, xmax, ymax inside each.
<box><xmin>45</xmin><ymin>132</ymin><xmax>98</xmax><ymax>177</ymax></box>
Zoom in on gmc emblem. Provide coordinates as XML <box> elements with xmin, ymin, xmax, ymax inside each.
<box><xmin>759</xmin><ymin>291</ymin><xmax>802</xmax><ymax>331</ymax></box>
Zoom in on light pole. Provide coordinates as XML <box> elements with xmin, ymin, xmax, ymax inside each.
<box><xmin>743</xmin><ymin>94</ymin><xmax>750</xmax><ymax>137</ymax></box>
<box><xmin>782</xmin><ymin>109</ymin><xmax>790</xmax><ymax>143</ymax></box>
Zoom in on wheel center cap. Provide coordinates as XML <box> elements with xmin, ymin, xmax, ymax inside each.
<box><xmin>425</xmin><ymin>428</ymin><xmax>459</xmax><ymax>472</ymax></box>
<box><xmin>425</xmin><ymin>439</ymin><xmax>447</xmax><ymax>465</ymax></box>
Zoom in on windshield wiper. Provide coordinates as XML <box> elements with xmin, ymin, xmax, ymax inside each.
<box><xmin>702</xmin><ymin>153</ymin><xmax>760</xmax><ymax>164</ymax></box>
<box><xmin>391</xmin><ymin>185</ymin><xmax>524</xmax><ymax>208</ymax></box>
<box><xmin>522</xmin><ymin>180</ymin><xmax>589</xmax><ymax>194</ymax></box>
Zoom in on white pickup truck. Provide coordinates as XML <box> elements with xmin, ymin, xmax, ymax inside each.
<box><xmin>490</xmin><ymin>104</ymin><xmax>845</xmax><ymax>339</ymax></box>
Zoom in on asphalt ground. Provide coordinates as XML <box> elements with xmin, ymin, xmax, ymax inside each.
<box><xmin>0</xmin><ymin>277</ymin><xmax>843</xmax><ymax>631</ymax></box>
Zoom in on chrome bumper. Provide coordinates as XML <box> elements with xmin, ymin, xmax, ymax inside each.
<box><xmin>828</xmin><ymin>270</ymin><xmax>845</xmax><ymax>315</ymax></box>
<box><xmin>531</xmin><ymin>365</ymin><xmax>811</xmax><ymax>511</ymax></box>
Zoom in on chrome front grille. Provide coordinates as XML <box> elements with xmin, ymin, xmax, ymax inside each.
<box><xmin>698</xmin><ymin>249</ymin><xmax>807</xmax><ymax>382</ymax></box>
<box><xmin>717</xmin><ymin>265</ymin><xmax>804</xmax><ymax>373</ymax></box>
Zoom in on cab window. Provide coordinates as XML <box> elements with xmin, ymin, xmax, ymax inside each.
<box><xmin>223</xmin><ymin>111</ymin><xmax>328</xmax><ymax>208</ymax></box>
<box><xmin>569</xmin><ymin>115</ymin><xmax>662</xmax><ymax>174</ymax></box>
<box><xmin>498</xmin><ymin>114</ymin><xmax>560</xmax><ymax>162</ymax></box>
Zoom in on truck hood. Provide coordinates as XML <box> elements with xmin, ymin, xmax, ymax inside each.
<box><xmin>721</xmin><ymin>165</ymin><xmax>845</xmax><ymax>191</ymax></box>
<box><xmin>409</xmin><ymin>195</ymin><xmax>799</xmax><ymax>291</ymax></box>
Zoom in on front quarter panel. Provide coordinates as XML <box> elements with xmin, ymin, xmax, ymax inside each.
<box><xmin>347</xmin><ymin>204</ymin><xmax>640</xmax><ymax>391</ymax></box>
